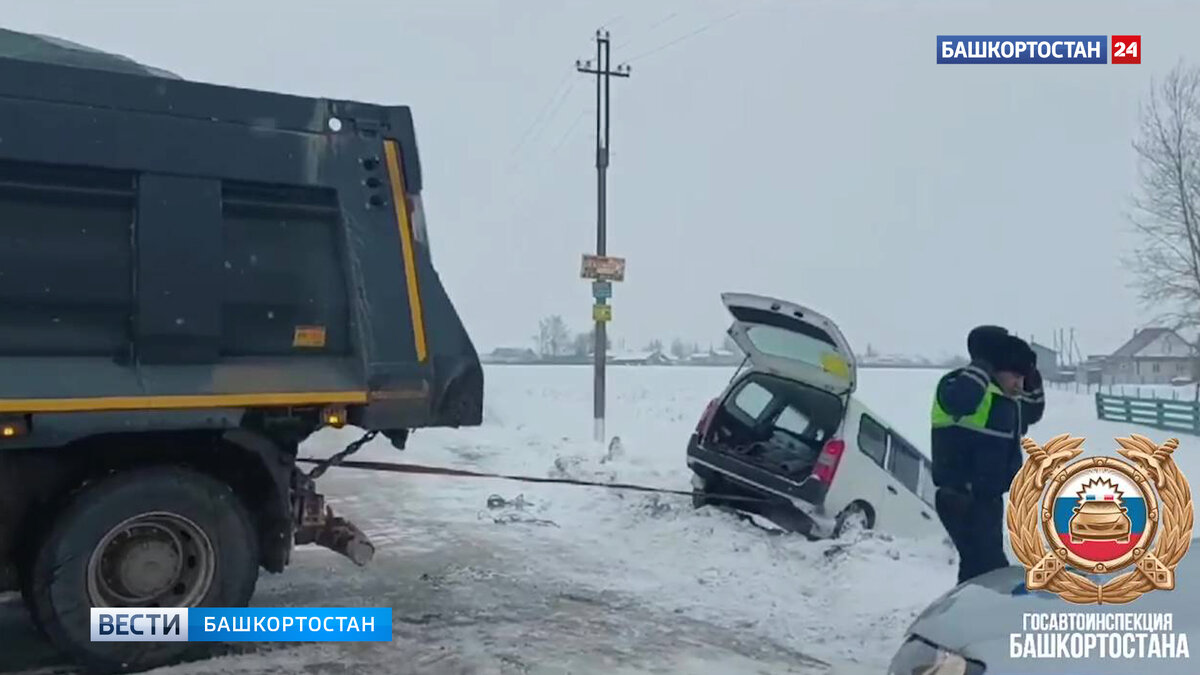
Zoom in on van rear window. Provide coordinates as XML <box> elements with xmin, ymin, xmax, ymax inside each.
<box><xmin>744</xmin><ymin>325</ymin><xmax>846</xmax><ymax>373</ymax></box>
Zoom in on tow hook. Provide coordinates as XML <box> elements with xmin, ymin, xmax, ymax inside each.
<box><xmin>293</xmin><ymin>474</ymin><xmax>375</xmax><ymax>566</ymax></box>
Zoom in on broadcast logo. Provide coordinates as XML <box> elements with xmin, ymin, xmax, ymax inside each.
<box><xmin>937</xmin><ymin>35</ymin><xmax>1141</xmax><ymax>64</ymax></box>
<box><xmin>91</xmin><ymin>607</ymin><xmax>393</xmax><ymax>642</ymax></box>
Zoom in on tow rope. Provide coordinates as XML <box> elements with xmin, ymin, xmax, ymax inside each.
<box><xmin>293</xmin><ymin>456</ymin><xmax>781</xmax><ymax>506</ymax></box>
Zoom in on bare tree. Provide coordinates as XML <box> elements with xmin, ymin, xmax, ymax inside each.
<box><xmin>573</xmin><ymin>327</ymin><xmax>610</xmax><ymax>356</ymax></box>
<box><xmin>670</xmin><ymin>338</ymin><xmax>692</xmax><ymax>360</ymax></box>
<box><xmin>536</xmin><ymin>315</ymin><xmax>572</xmax><ymax>357</ymax></box>
<box><xmin>1127</xmin><ymin>62</ymin><xmax>1200</xmax><ymax>327</ymax></box>
<box><xmin>722</xmin><ymin>334</ymin><xmax>742</xmax><ymax>355</ymax></box>
<box><xmin>1125</xmin><ymin>62</ymin><xmax>1200</xmax><ymax>396</ymax></box>
<box><xmin>645</xmin><ymin>338</ymin><xmax>664</xmax><ymax>354</ymax></box>
<box><xmin>572</xmin><ymin>332</ymin><xmax>592</xmax><ymax>356</ymax></box>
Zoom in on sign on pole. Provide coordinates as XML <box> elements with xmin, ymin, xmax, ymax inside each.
<box><xmin>592</xmin><ymin>281</ymin><xmax>612</xmax><ymax>300</ymax></box>
<box><xmin>581</xmin><ymin>254</ymin><xmax>626</xmax><ymax>282</ymax></box>
<box><xmin>593</xmin><ymin>303</ymin><xmax>612</xmax><ymax>322</ymax></box>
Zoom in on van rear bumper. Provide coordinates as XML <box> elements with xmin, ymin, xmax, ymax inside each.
<box><xmin>686</xmin><ymin>436</ymin><xmax>833</xmax><ymax>527</ymax></box>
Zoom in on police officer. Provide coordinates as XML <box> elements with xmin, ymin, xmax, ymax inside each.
<box><xmin>931</xmin><ymin>326</ymin><xmax>1045</xmax><ymax>584</ymax></box>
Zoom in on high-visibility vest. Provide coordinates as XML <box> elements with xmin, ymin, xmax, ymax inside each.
<box><xmin>931</xmin><ymin>383</ymin><xmax>1013</xmax><ymax>440</ymax></box>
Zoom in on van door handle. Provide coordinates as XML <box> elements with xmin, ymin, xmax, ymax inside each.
<box><xmin>921</xmin><ymin>511</ymin><xmax>932</xmax><ymax>520</ymax></box>
<box><xmin>886</xmin><ymin>485</ymin><xmax>898</xmax><ymax>495</ymax></box>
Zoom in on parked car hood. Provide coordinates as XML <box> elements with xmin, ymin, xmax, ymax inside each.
<box><xmin>907</xmin><ymin>560</ymin><xmax>1199</xmax><ymax>674</ymax></box>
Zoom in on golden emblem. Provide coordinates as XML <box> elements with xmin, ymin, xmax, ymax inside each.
<box><xmin>1006</xmin><ymin>434</ymin><xmax>1193</xmax><ymax>605</ymax></box>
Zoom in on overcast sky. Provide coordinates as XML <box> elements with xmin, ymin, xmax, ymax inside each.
<box><xmin>6</xmin><ymin>0</ymin><xmax>1199</xmax><ymax>358</ymax></box>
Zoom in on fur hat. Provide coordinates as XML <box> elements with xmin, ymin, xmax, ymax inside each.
<box><xmin>994</xmin><ymin>335</ymin><xmax>1035</xmax><ymax>376</ymax></box>
<box><xmin>967</xmin><ymin>325</ymin><xmax>1009</xmax><ymax>362</ymax></box>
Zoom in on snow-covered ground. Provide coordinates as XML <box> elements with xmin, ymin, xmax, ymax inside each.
<box><xmin>4</xmin><ymin>365</ymin><xmax>1197</xmax><ymax>674</ymax></box>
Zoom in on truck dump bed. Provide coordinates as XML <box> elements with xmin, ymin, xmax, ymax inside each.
<box><xmin>0</xmin><ymin>31</ymin><xmax>483</xmax><ymax>446</ymax></box>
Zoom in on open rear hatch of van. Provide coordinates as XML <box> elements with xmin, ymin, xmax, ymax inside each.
<box><xmin>689</xmin><ymin>293</ymin><xmax>859</xmax><ymax>516</ymax></box>
<box><xmin>721</xmin><ymin>292</ymin><xmax>857</xmax><ymax>396</ymax></box>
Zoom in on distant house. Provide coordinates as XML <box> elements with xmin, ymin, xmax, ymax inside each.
<box><xmin>609</xmin><ymin>350</ymin><xmax>675</xmax><ymax>366</ymax></box>
<box><xmin>643</xmin><ymin>351</ymin><xmax>674</xmax><ymax>366</ymax></box>
<box><xmin>1074</xmin><ymin>355</ymin><xmax>1107</xmax><ymax>386</ymax></box>
<box><xmin>1028</xmin><ymin>341</ymin><xmax>1061</xmax><ymax>380</ymax></box>
<box><xmin>687</xmin><ymin>349</ymin><xmax>744</xmax><ymax>367</ymax></box>
<box><xmin>1100</xmin><ymin>328</ymin><xmax>1195</xmax><ymax>385</ymax></box>
<box><xmin>484</xmin><ymin>347</ymin><xmax>538</xmax><ymax>364</ymax></box>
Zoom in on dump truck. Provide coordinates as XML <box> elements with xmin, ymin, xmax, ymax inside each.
<box><xmin>0</xmin><ymin>30</ymin><xmax>483</xmax><ymax>671</ymax></box>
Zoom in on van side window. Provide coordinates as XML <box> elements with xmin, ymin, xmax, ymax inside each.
<box><xmin>888</xmin><ymin>434</ymin><xmax>922</xmax><ymax>494</ymax></box>
<box><xmin>918</xmin><ymin>458</ymin><xmax>936</xmax><ymax>506</ymax></box>
<box><xmin>731</xmin><ymin>381</ymin><xmax>773</xmax><ymax>422</ymax></box>
<box><xmin>857</xmin><ymin>414</ymin><xmax>887</xmax><ymax>467</ymax></box>
<box><xmin>775</xmin><ymin>405</ymin><xmax>812</xmax><ymax>438</ymax></box>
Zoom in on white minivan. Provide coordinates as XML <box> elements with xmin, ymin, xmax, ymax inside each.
<box><xmin>686</xmin><ymin>292</ymin><xmax>948</xmax><ymax>541</ymax></box>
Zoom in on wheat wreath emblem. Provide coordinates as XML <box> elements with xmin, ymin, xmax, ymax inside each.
<box><xmin>1006</xmin><ymin>434</ymin><xmax>1194</xmax><ymax>605</ymax></box>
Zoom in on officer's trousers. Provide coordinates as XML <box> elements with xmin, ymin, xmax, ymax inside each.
<box><xmin>935</xmin><ymin>487</ymin><xmax>1008</xmax><ymax>584</ymax></box>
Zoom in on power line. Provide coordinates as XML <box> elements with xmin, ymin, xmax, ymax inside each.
<box><xmin>625</xmin><ymin>7</ymin><xmax>746</xmax><ymax>63</ymax></box>
<box><xmin>613</xmin><ymin>7</ymin><xmax>684</xmax><ymax>50</ymax></box>
<box><xmin>600</xmin><ymin>13</ymin><xmax>629</xmax><ymax>31</ymax></box>
<box><xmin>508</xmin><ymin>67</ymin><xmax>575</xmax><ymax>159</ymax></box>
<box><xmin>612</xmin><ymin>0</ymin><xmax>738</xmax><ymax>52</ymax></box>
<box><xmin>550</xmin><ymin>108</ymin><xmax>589</xmax><ymax>155</ymax></box>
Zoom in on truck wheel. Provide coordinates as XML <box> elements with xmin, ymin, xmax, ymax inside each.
<box><xmin>28</xmin><ymin>466</ymin><xmax>260</xmax><ymax>673</ymax></box>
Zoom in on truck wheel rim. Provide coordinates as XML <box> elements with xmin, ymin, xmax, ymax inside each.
<box><xmin>85</xmin><ymin>511</ymin><xmax>216</xmax><ymax>608</ymax></box>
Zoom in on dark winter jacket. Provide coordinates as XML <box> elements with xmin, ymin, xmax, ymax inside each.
<box><xmin>930</xmin><ymin>361</ymin><xmax>1045</xmax><ymax>499</ymax></box>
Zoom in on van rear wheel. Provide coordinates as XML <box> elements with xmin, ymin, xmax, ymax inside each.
<box><xmin>28</xmin><ymin>466</ymin><xmax>259</xmax><ymax>673</ymax></box>
<box><xmin>833</xmin><ymin>503</ymin><xmax>873</xmax><ymax>539</ymax></box>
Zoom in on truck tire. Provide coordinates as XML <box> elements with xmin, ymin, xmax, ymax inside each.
<box><xmin>28</xmin><ymin>466</ymin><xmax>260</xmax><ymax>673</ymax></box>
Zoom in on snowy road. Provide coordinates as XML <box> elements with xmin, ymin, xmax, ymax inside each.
<box><xmin>6</xmin><ymin>366</ymin><xmax>1176</xmax><ymax>674</ymax></box>
<box><xmin>0</xmin><ymin>475</ymin><xmax>847</xmax><ymax>675</ymax></box>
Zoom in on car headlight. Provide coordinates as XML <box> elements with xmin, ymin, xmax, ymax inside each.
<box><xmin>889</xmin><ymin>636</ymin><xmax>985</xmax><ymax>674</ymax></box>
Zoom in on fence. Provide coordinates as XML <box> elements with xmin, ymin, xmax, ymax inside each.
<box><xmin>1049</xmin><ymin>379</ymin><xmax>1199</xmax><ymax>401</ymax></box>
<box><xmin>1095</xmin><ymin>393</ymin><xmax>1200</xmax><ymax>435</ymax></box>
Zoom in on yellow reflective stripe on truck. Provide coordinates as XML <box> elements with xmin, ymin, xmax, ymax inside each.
<box><xmin>0</xmin><ymin>391</ymin><xmax>369</xmax><ymax>414</ymax></box>
<box><xmin>382</xmin><ymin>139</ymin><xmax>429</xmax><ymax>363</ymax></box>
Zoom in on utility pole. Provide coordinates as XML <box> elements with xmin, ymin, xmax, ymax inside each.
<box><xmin>576</xmin><ymin>30</ymin><xmax>630</xmax><ymax>443</ymax></box>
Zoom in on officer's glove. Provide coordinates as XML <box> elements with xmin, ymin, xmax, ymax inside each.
<box><xmin>1024</xmin><ymin>367</ymin><xmax>1043</xmax><ymax>392</ymax></box>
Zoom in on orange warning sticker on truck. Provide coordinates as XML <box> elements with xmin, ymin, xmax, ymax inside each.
<box><xmin>293</xmin><ymin>325</ymin><xmax>327</xmax><ymax>348</ymax></box>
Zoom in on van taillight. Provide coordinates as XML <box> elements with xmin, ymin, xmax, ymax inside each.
<box><xmin>812</xmin><ymin>439</ymin><xmax>846</xmax><ymax>484</ymax></box>
<box><xmin>696</xmin><ymin>398</ymin><xmax>719</xmax><ymax>436</ymax></box>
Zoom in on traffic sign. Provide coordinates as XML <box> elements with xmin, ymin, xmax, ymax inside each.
<box><xmin>592</xmin><ymin>281</ymin><xmax>612</xmax><ymax>300</ymax></box>
<box><xmin>581</xmin><ymin>254</ymin><xmax>626</xmax><ymax>282</ymax></box>
<box><xmin>593</xmin><ymin>303</ymin><xmax>612</xmax><ymax>322</ymax></box>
